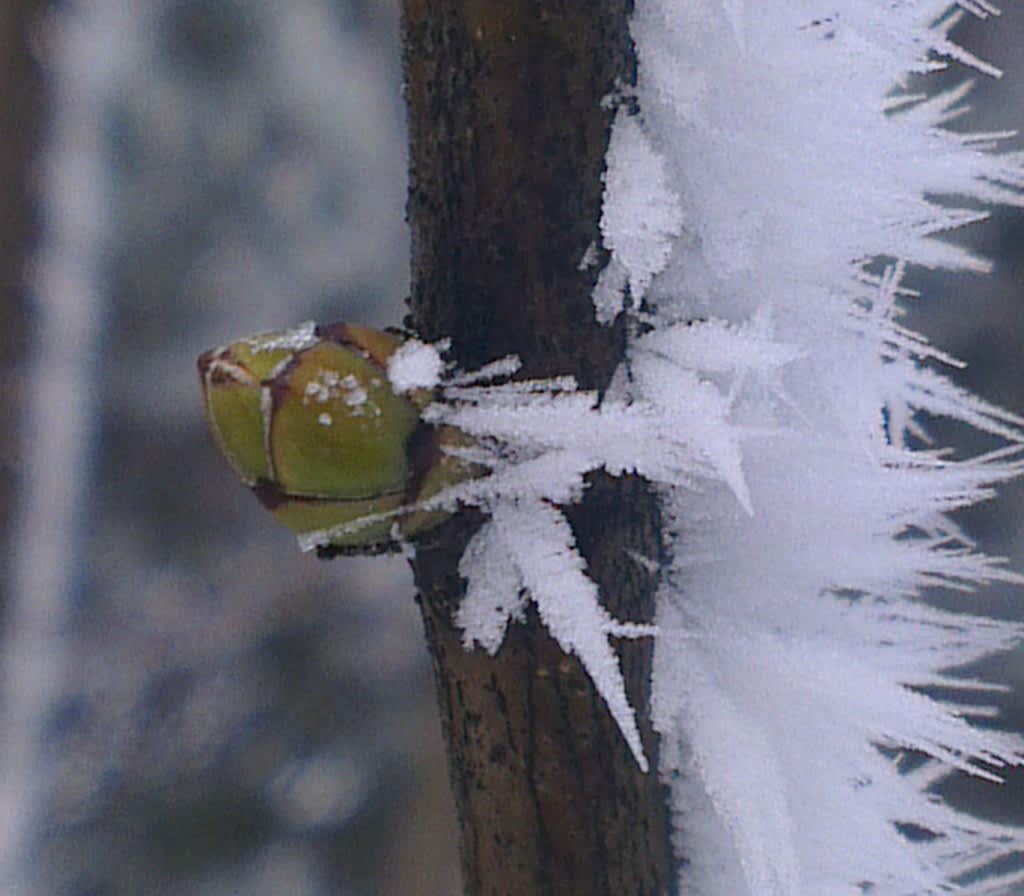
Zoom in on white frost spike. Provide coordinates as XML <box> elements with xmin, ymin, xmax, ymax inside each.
<box><xmin>681</xmin><ymin>651</ymin><xmax>801</xmax><ymax>896</ymax></box>
<box><xmin>592</xmin><ymin>257</ymin><xmax>630</xmax><ymax>325</ymax></box>
<box><xmin>597</xmin><ymin>109</ymin><xmax>684</xmax><ymax>322</ymax></box>
<box><xmin>632</xmin><ymin>350</ymin><xmax>754</xmax><ymax>515</ymax></box>
<box><xmin>637</xmin><ymin>313</ymin><xmax>803</xmax><ymax>376</ymax></box>
<box><xmin>457</xmin><ymin>519</ymin><xmax>527</xmax><ymax>654</ymax></box>
<box><xmin>447</xmin><ymin>354</ymin><xmax>521</xmax><ymax>386</ymax></box>
<box><xmin>458</xmin><ymin>501</ymin><xmax>654</xmax><ymax>772</ymax></box>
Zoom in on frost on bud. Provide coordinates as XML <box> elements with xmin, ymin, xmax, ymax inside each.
<box><xmin>198</xmin><ymin>322</ymin><xmax>472</xmax><ymax>553</ymax></box>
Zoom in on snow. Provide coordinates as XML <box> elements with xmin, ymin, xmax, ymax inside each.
<box><xmin>304</xmin><ymin>371</ymin><xmax>373</xmax><ymax>415</ymax></box>
<box><xmin>386</xmin><ymin>338</ymin><xmax>444</xmax><ymax>393</ymax></box>
<box><xmin>304</xmin><ymin>371</ymin><xmax>340</xmax><ymax>403</ymax></box>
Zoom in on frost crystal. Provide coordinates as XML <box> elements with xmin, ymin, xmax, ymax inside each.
<box><xmin>458</xmin><ymin>502</ymin><xmax>654</xmax><ymax>771</ymax></box>
<box><xmin>246</xmin><ymin>319</ymin><xmax>318</xmax><ymax>353</ymax></box>
<box><xmin>597</xmin><ymin>110</ymin><xmax>684</xmax><ymax>321</ymax></box>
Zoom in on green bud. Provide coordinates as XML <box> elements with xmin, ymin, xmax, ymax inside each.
<box><xmin>199</xmin><ymin>322</ymin><xmax>475</xmax><ymax>552</ymax></box>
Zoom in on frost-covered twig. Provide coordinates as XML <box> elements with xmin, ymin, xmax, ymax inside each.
<box><xmin>402</xmin><ymin>3</ymin><xmax>1024</xmax><ymax>894</ymax></box>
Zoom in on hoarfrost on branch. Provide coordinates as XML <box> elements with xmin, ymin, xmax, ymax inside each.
<box><xmin>416</xmin><ymin>2</ymin><xmax>1024</xmax><ymax>894</ymax></box>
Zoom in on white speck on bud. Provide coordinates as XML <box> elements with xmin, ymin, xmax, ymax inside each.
<box><xmin>318</xmin><ymin>412</ymin><xmax>332</xmax><ymax>427</ymax></box>
<box><xmin>339</xmin><ymin>374</ymin><xmax>367</xmax><ymax>409</ymax></box>
<box><xmin>304</xmin><ymin>370</ymin><xmax>339</xmax><ymax>403</ymax></box>
<box><xmin>387</xmin><ymin>339</ymin><xmax>445</xmax><ymax>393</ymax></box>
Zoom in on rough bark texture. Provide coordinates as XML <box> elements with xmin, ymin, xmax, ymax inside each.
<box><xmin>402</xmin><ymin>2</ymin><xmax>677</xmax><ymax>894</ymax></box>
<box><xmin>0</xmin><ymin>0</ymin><xmax>45</xmax><ymax>623</ymax></box>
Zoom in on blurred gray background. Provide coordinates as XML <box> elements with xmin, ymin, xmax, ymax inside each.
<box><xmin>1</xmin><ymin>3</ymin><xmax>1024</xmax><ymax>894</ymax></box>
<box><xmin>1</xmin><ymin>1</ymin><xmax>459</xmax><ymax>894</ymax></box>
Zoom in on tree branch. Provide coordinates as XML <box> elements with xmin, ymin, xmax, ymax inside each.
<box><xmin>402</xmin><ymin>2</ymin><xmax>676</xmax><ymax>893</ymax></box>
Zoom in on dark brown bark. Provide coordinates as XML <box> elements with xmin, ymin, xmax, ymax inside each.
<box><xmin>402</xmin><ymin>2</ymin><xmax>676</xmax><ymax>894</ymax></box>
<box><xmin>0</xmin><ymin>1</ymin><xmax>45</xmax><ymax>622</ymax></box>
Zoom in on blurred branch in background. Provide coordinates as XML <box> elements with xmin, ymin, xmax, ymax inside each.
<box><xmin>0</xmin><ymin>0</ymin><xmax>43</xmax><ymax>591</ymax></box>
<box><xmin>0</xmin><ymin>0</ymin><xmax>40</xmax><ymax>876</ymax></box>
<box><xmin>0</xmin><ymin>0</ymin><xmax>43</xmax><ymax>530</ymax></box>
<box><xmin>0</xmin><ymin>1</ymin><xmax>132</xmax><ymax>887</ymax></box>
<box><xmin>1</xmin><ymin>2</ymin><xmax>459</xmax><ymax>894</ymax></box>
